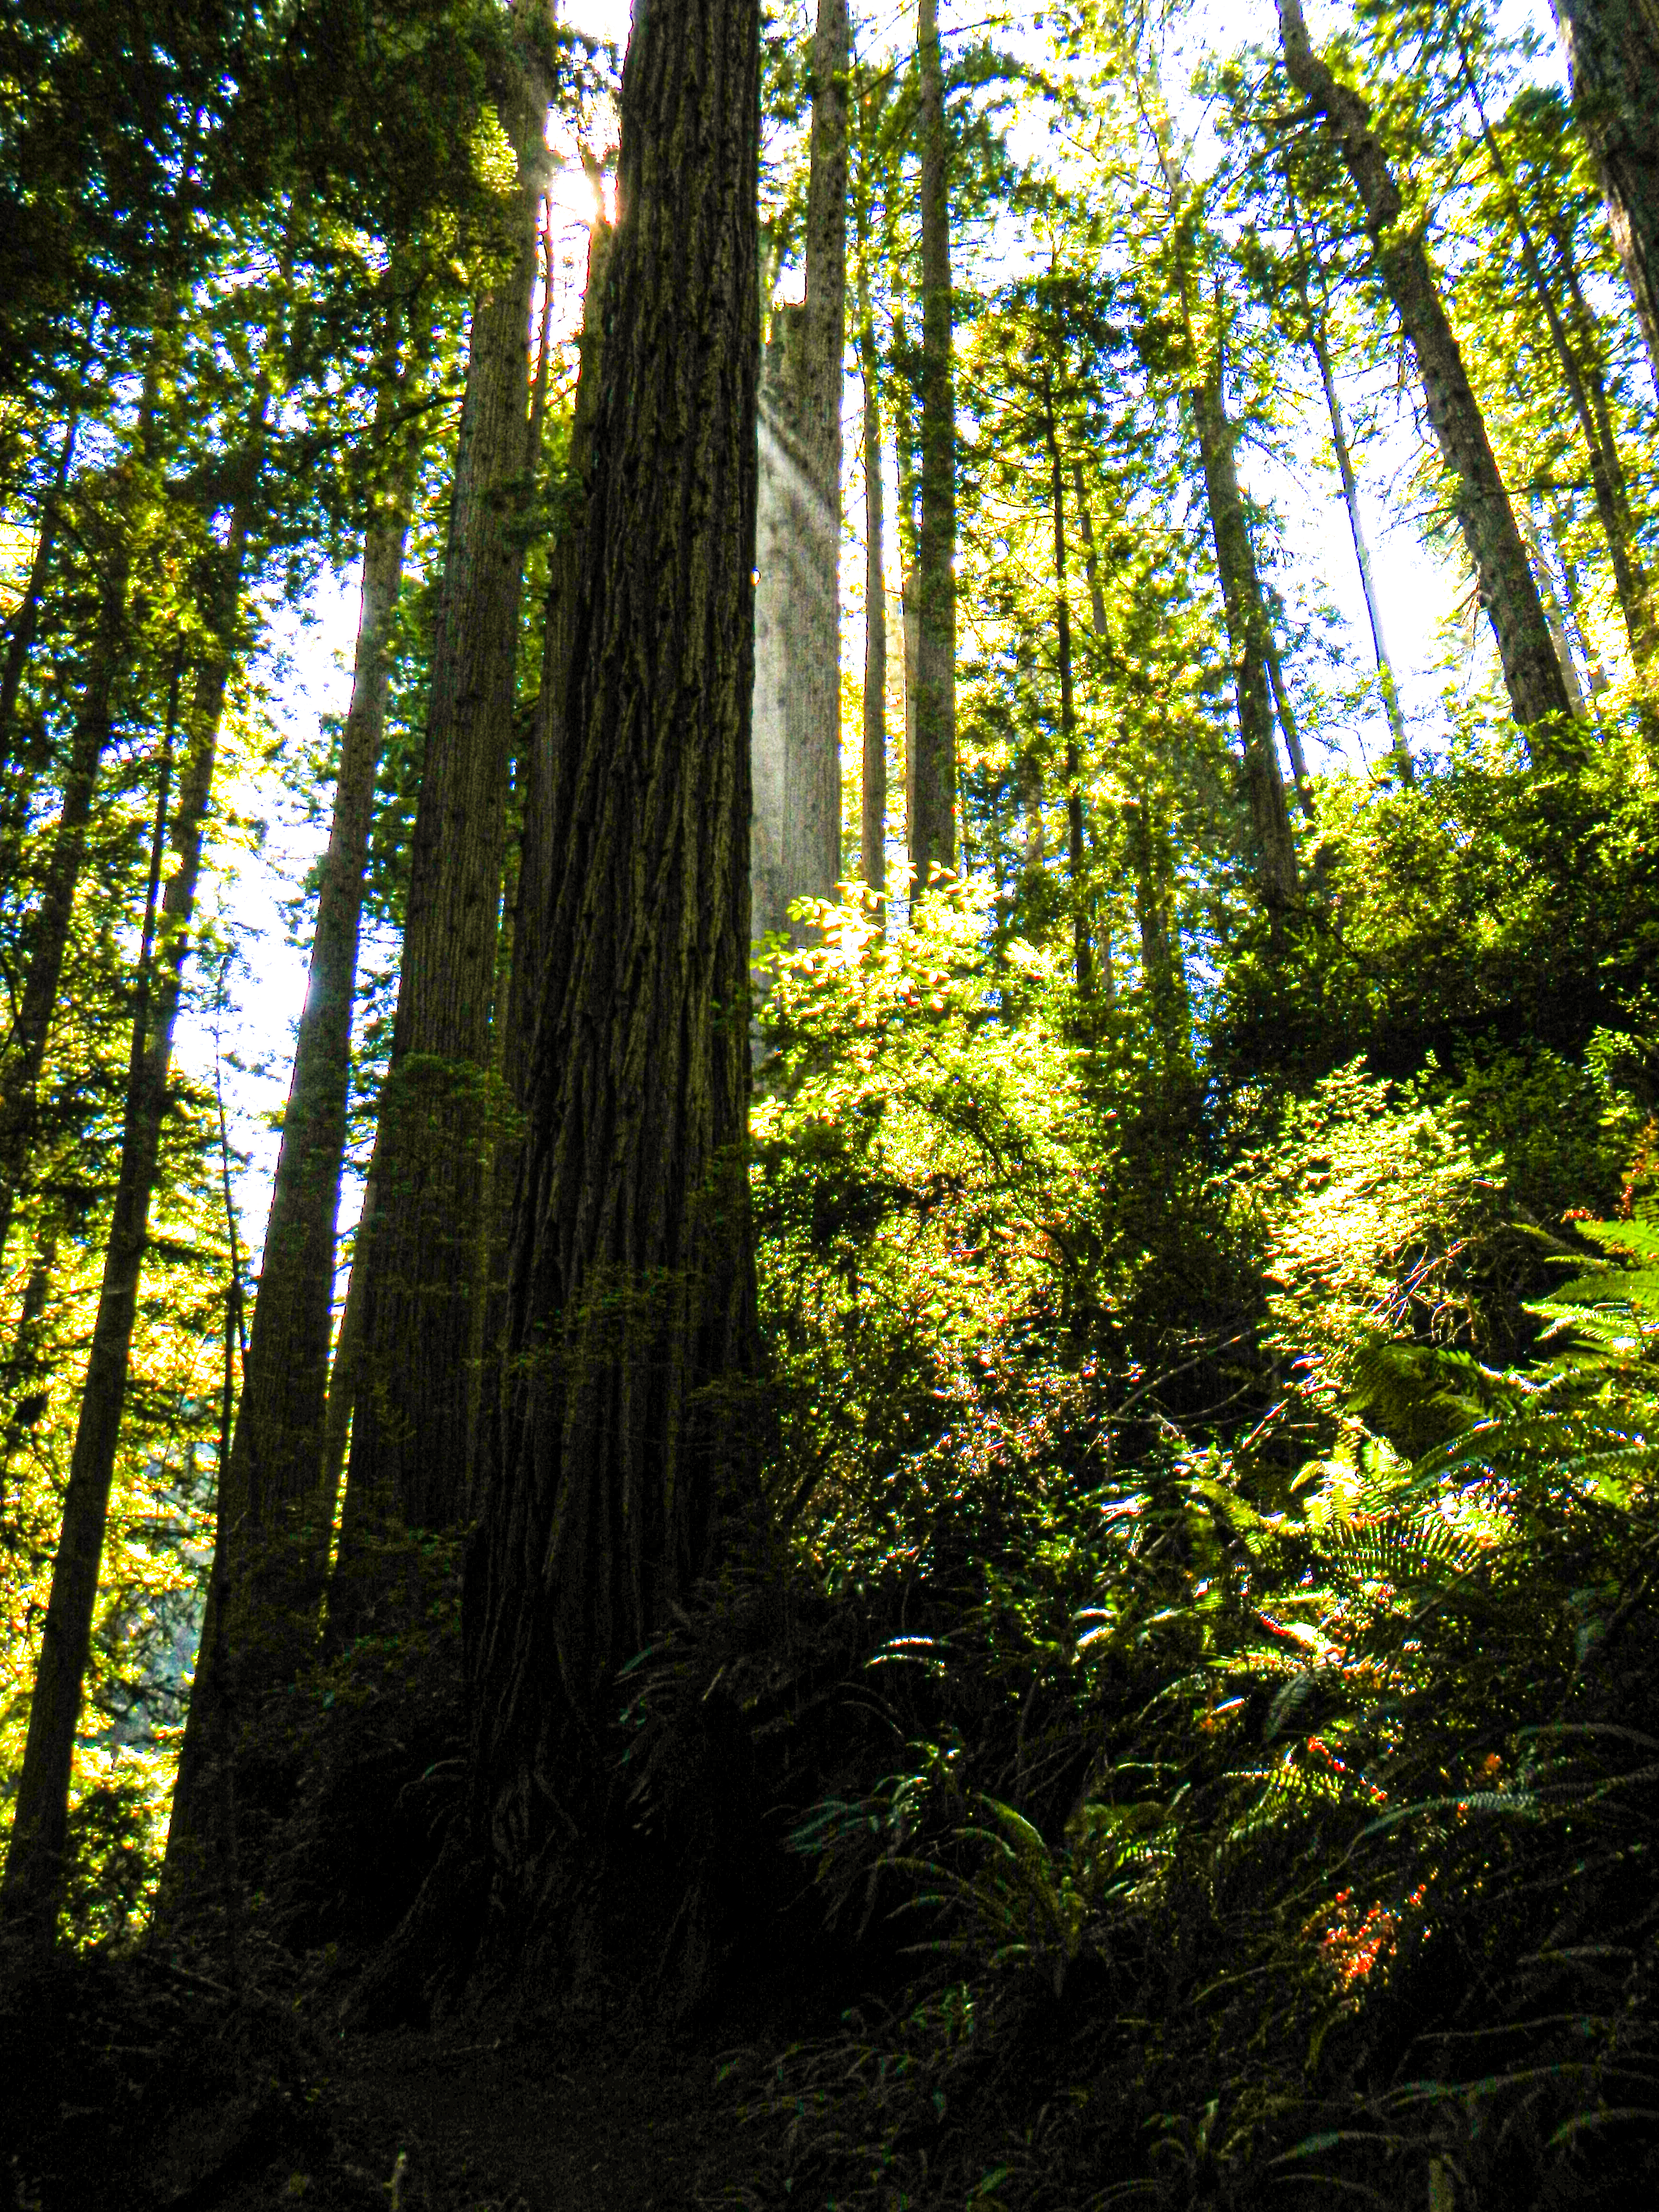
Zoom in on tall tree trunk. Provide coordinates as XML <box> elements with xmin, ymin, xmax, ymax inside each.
<box><xmin>1520</xmin><ymin>509</ymin><xmax>1592</xmax><ymax>713</ymax></box>
<box><xmin>1</xmin><ymin>517</ymin><xmax>243</xmax><ymax>1939</ymax></box>
<box><xmin>1278</xmin><ymin>0</ymin><xmax>1573</xmax><ymax>747</ymax></box>
<box><xmin>1039</xmin><ymin>386</ymin><xmax>1092</xmax><ymax>994</ymax></box>
<box><xmin>162</xmin><ymin>351</ymin><xmax>424</xmax><ymax>1893</ymax></box>
<box><xmin>1263</xmin><ymin>625</ymin><xmax>1316</xmax><ymax>821</ymax></box>
<box><xmin>751</xmin><ymin>1</ymin><xmax>848</xmax><ymax>957</ymax></box>
<box><xmin>1456</xmin><ymin>27</ymin><xmax>1658</xmax><ymax>673</ymax></box>
<box><xmin>0</xmin><ymin>323</ymin><xmax>173</xmax><ymax>1276</ymax></box>
<box><xmin>1286</xmin><ymin>204</ymin><xmax>1411</xmax><ymax>764</ymax></box>
<box><xmin>1550</xmin><ymin>0</ymin><xmax>1659</xmax><ymax>399</ymax></box>
<box><xmin>1072</xmin><ymin>464</ymin><xmax>1184</xmax><ymax>1024</ymax></box>
<box><xmin>856</xmin><ymin>216</ymin><xmax>888</xmax><ymax>899</ymax></box>
<box><xmin>0</xmin><ymin>1226</ymin><xmax>57</xmax><ymax>1523</ymax></box>
<box><xmin>469</xmin><ymin>0</ymin><xmax>761</xmax><ymax>1861</ymax></box>
<box><xmin>0</xmin><ymin>403</ymin><xmax>80</xmax><ymax>796</ymax></box>
<box><xmin>0</xmin><ymin>561</ymin><xmax>132</xmax><ymax>1279</ymax></box>
<box><xmin>338</xmin><ymin>143</ymin><xmax>545</xmax><ymax>1553</ymax></box>
<box><xmin>911</xmin><ymin>0</ymin><xmax>957</xmax><ymax>890</ymax></box>
<box><xmin>1189</xmin><ymin>373</ymin><xmax>1300</xmax><ymax>920</ymax></box>
<box><xmin>801</xmin><ymin>0</ymin><xmax>848</xmax><ymax>888</ymax></box>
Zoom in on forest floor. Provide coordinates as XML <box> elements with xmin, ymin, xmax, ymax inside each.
<box><xmin>306</xmin><ymin>2014</ymin><xmax>746</xmax><ymax>2211</ymax></box>
<box><xmin>2</xmin><ymin>1946</ymin><xmax>772</xmax><ymax>2211</ymax></box>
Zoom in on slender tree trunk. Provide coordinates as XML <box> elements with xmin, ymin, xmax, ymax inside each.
<box><xmin>1550</xmin><ymin>495</ymin><xmax>1612</xmax><ymax>698</ymax></box>
<box><xmin>339</xmin><ymin>145</ymin><xmax>544</xmax><ymax>1553</ymax></box>
<box><xmin>162</xmin><ymin>359</ymin><xmax>424</xmax><ymax>1893</ymax></box>
<box><xmin>1071</xmin><ymin>463</ymin><xmax>1183</xmax><ymax>1024</ymax></box>
<box><xmin>469</xmin><ymin>0</ymin><xmax>761</xmax><ymax>1856</ymax></box>
<box><xmin>856</xmin><ymin>217</ymin><xmax>887</xmax><ymax>899</ymax></box>
<box><xmin>1278</xmin><ymin>0</ymin><xmax>1573</xmax><ymax>747</ymax></box>
<box><xmin>911</xmin><ymin>0</ymin><xmax>957</xmax><ymax>890</ymax></box>
<box><xmin>1262</xmin><ymin>626</ymin><xmax>1316</xmax><ymax>819</ymax></box>
<box><xmin>1520</xmin><ymin>509</ymin><xmax>1591</xmax><ymax>713</ymax></box>
<box><xmin>1457</xmin><ymin>30</ymin><xmax>1658</xmax><ymax>672</ymax></box>
<box><xmin>0</xmin><ymin>404</ymin><xmax>80</xmax><ymax>793</ymax></box>
<box><xmin>1189</xmin><ymin>373</ymin><xmax>1300</xmax><ymax>919</ymax></box>
<box><xmin>751</xmin><ymin>1</ymin><xmax>847</xmax><ymax>957</ymax></box>
<box><xmin>0</xmin><ymin>564</ymin><xmax>133</xmax><ymax>1279</ymax></box>
<box><xmin>0</xmin><ymin>1226</ymin><xmax>57</xmax><ymax>1522</ymax></box>
<box><xmin>1550</xmin><ymin>0</ymin><xmax>1659</xmax><ymax>399</ymax></box>
<box><xmin>1039</xmin><ymin>389</ymin><xmax>1092</xmax><ymax>994</ymax></box>
<box><xmin>1</xmin><ymin>542</ymin><xmax>237</xmax><ymax>1939</ymax></box>
<box><xmin>1287</xmin><ymin>210</ymin><xmax>1411</xmax><ymax>763</ymax></box>
<box><xmin>801</xmin><ymin>0</ymin><xmax>848</xmax><ymax>883</ymax></box>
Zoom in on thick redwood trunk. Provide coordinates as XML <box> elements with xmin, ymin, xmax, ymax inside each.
<box><xmin>469</xmin><ymin>0</ymin><xmax>761</xmax><ymax>1854</ymax></box>
<box><xmin>1189</xmin><ymin>375</ymin><xmax>1299</xmax><ymax>919</ymax></box>
<box><xmin>340</xmin><ymin>163</ymin><xmax>543</xmax><ymax>1550</ymax></box>
<box><xmin>1551</xmin><ymin>0</ymin><xmax>1659</xmax><ymax>398</ymax></box>
<box><xmin>1278</xmin><ymin>0</ymin><xmax>1572</xmax><ymax>747</ymax></box>
<box><xmin>911</xmin><ymin>0</ymin><xmax>957</xmax><ymax>889</ymax></box>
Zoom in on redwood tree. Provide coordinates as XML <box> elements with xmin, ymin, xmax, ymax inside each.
<box><xmin>336</xmin><ymin>68</ymin><xmax>548</xmax><ymax>1556</ymax></box>
<box><xmin>467</xmin><ymin>0</ymin><xmax>761</xmax><ymax>1867</ymax></box>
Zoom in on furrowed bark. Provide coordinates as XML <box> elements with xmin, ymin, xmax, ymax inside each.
<box><xmin>911</xmin><ymin>0</ymin><xmax>957</xmax><ymax>890</ymax></box>
<box><xmin>1189</xmin><ymin>373</ymin><xmax>1299</xmax><ymax>920</ymax></box>
<box><xmin>339</xmin><ymin>132</ymin><xmax>545</xmax><ymax>1553</ymax></box>
<box><xmin>1278</xmin><ymin>0</ymin><xmax>1573</xmax><ymax>748</ymax></box>
<box><xmin>468</xmin><ymin>0</ymin><xmax>761</xmax><ymax>1865</ymax></box>
<box><xmin>1550</xmin><ymin>0</ymin><xmax>1659</xmax><ymax>399</ymax></box>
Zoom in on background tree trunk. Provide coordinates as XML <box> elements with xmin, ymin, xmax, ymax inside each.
<box><xmin>1278</xmin><ymin>0</ymin><xmax>1573</xmax><ymax>747</ymax></box>
<box><xmin>1040</xmin><ymin>395</ymin><xmax>1092</xmax><ymax>994</ymax></box>
<box><xmin>162</xmin><ymin>341</ymin><xmax>425</xmax><ymax>1888</ymax></box>
<box><xmin>468</xmin><ymin>0</ymin><xmax>761</xmax><ymax>1872</ymax></box>
<box><xmin>339</xmin><ymin>148</ymin><xmax>544</xmax><ymax>1553</ymax></box>
<box><xmin>911</xmin><ymin>0</ymin><xmax>957</xmax><ymax>889</ymax></box>
<box><xmin>751</xmin><ymin>2</ymin><xmax>847</xmax><ymax>958</ymax></box>
<box><xmin>1</xmin><ymin>513</ymin><xmax>244</xmax><ymax>1938</ymax></box>
<box><xmin>1190</xmin><ymin>373</ymin><xmax>1300</xmax><ymax>920</ymax></box>
<box><xmin>1551</xmin><ymin>0</ymin><xmax>1659</xmax><ymax>398</ymax></box>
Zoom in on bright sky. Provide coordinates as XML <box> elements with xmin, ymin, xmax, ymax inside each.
<box><xmin>205</xmin><ymin>0</ymin><xmax>1585</xmax><ymax>1284</ymax></box>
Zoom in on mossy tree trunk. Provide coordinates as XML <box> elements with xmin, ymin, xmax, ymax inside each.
<box><xmin>468</xmin><ymin>0</ymin><xmax>761</xmax><ymax>1865</ymax></box>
